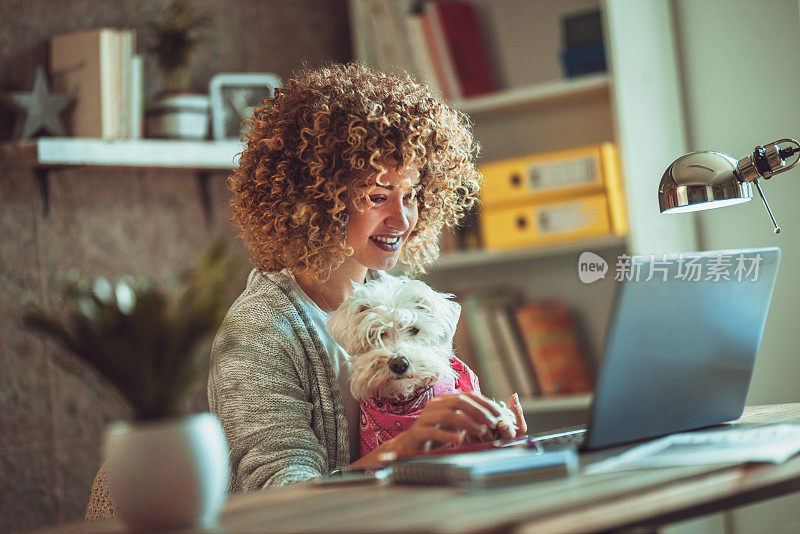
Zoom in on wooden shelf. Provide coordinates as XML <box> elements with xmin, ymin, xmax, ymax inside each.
<box><xmin>452</xmin><ymin>73</ymin><xmax>611</xmax><ymax>115</ymax></box>
<box><xmin>520</xmin><ymin>393</ymin><xmax>592</xmax><ymax>413</ymax></box>
<box><xmin>427</xmin><ymin>235</ymin><xmax>627</xmax><ymax>272</ymax></box>
<box><xmin>19</xmin><ymin>138</ymin><xmax>244</xmax><ymax>170</ymax></box>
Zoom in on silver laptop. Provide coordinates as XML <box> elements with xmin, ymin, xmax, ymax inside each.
<box><xmin>535</xmin><ymin>247</ymin><xmax>781</xmax><ymax>451</ymax></box>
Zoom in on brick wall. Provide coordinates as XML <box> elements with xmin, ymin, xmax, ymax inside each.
<box><xmin>0</xmin><ymin>1</ymin><xmax>350</xmax><ymax>530</ymax></box>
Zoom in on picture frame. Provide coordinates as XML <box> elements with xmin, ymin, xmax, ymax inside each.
<box><xmin>209</xmin><ymin>73</ymin><xmax>281</xmax><ymax>140</ymax></box>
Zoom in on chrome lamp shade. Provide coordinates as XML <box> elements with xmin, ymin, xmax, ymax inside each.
<box><xmin>658</xmin><ymin>139</ymin><xmax>799</xmax><ymax>234</ymax></box>
<box><xmin>659</xmin><ymin>151</ymin><xmax>753</xmax><ymax>214</ymax></box>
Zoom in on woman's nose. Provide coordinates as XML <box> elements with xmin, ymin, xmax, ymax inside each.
<box><xmin>385</xmin><ymin>198</ymin><xmax>410</xmax><ymax>231</ymax></box>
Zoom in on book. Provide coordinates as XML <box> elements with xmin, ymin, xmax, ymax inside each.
<box><xmin>513</xmin><ymin>301</ymin><xmax>592</xmax><ymax>396</ymax></box>
<box><xmin>427</xmin><ymin>1</ymin><xmax>496</xmax><ymax>98</ymax></box>
<box><xmin>462</xmin><ymin>292</ymin><xmax>518</xmax><ymax>400</ymax></box>
<box><xmin>364</xmin><ymin>0</ymin><xmax>413</xmax><ymax>74</ymax></box>
<box><xmin>404</xmin><ymin>8</ymin><xmax>444</xmax><ymax>97</ymax></box>
<box><xmin>50</xmin><ymin>27</ymin><xmax>135</xmax><ymax>139</ymax></box>
<box><xmin>561</xmin><ymin>9</ymin><xmax>604</xmax><ymax>49</ymax></box>
<box><xmin>560</xmin><ymin>9</ymin><xmax>606</xmax><ymax>78</ymax></box>
<box><xmin>391</xmin><ymin>446</ymin><xmax>578</xmax><ymax>489</ymax></box>
<box><xmin>488</xmin><ymin>304</ymin><xmax>538</xmax><ymax>398</ymax></box>
<box><xmin>419</xmin><ymin>5</ymin><xmax>459</xmax><ymax>101</ymax></box>
<box><xmin>128</xmin><ymin>54</ymin><xmax>144</xmax><ymax>139</ymax></box>
<box><xmin>117</xmin><ymin>29</ymin><xmax>135</xmax><ymax>139</ymax></box>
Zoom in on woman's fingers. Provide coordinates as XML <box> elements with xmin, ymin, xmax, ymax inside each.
<box><xmin>508</xmin><ymin>393</ymin><xmax>528</xmax><ymax>437</ymax></box>
<box><xmin>436</xmin><ymin>409</ymin><xmax>492</xmax><ymax>440</ymax></box>
<box><xmin>461</xmin><ymin>392</ymin><xmax>504</xmax><ymax>418</ymax></box>
<box><xmin>428</xmin><ymin>393</ymin><xmax>503</xmax><ymax>428</ymax></box>
<box><xmin>401</xmin><ymin>392</ymin><xmax>520</xmax><ymax>452</ymax></box>
<box><xmin>496</xmin><ymin>421</ymin><xmax>515</xmax><ymax>439</ymax></box>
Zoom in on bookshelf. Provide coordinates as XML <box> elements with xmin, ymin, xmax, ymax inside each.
<box><xmin>452</xmin><ymin>73</ymin><xmax>610</xmax><ymax>115</ymax></box>
<box><xmin>29</xmin><ymin>138</ymin><xmax>243</xmax><ymax>170</ymax></box>
<box><xmin>350</xmin><ymin>0</ymin><xmax>698</xmax><ymax>428</ymax></box>
<box><xmin>521</xmin><ymin>393</ymin><xmax>592</xmax><ymax>414</ymax></box>
<box><xmin>431</xmin><ymin>234</ymin><xmax>625</xmax><ymax>272</ymax></box>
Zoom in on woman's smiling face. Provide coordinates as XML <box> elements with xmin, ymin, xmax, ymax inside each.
<box><xmin>344</xmin><ymin>165</ymin><xmax>421</xmax><ymax>272</ymax></box>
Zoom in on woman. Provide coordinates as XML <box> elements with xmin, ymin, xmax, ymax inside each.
<box><xmin>208</xmin><ymin>62</ymin><xmax>527</xmax><ymax>492</ymax></box>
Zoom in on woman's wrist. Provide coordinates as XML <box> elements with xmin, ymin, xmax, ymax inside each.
<box><xmin>348</xmin><ymin>433</ymin><xmax>412</xmax><ymax>468</ymax></box>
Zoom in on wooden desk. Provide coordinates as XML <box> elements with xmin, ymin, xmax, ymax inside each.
<box><xmin>39</xmin><ymin>404</ymin><xmax>800</xmax><ymax>533</ymax></box>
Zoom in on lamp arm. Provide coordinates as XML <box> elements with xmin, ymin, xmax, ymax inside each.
<box><xmin>733</xmin><ymin>139</ymin><xmax>800</xmax><ymax>235</ymax></box>
<box><xmin>753</xmin><ymin>180</ymin><xmax>781</xmax><ymax>234</ymax></box>
<box><xmin>735</xmin><ymin>138</ymin><xmax>800</xmax><ymax>182</ymax></box>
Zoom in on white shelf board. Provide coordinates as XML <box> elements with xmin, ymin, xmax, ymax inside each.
<box><xmin>427</xmin><ymin>235</ymin><xmax>627</xmax><ymax>272</ymax></box>
<box><xmin>521</xmin><ymin>393</ymin><xmax>593</xmax><ymax>413</ymax></box>
<box><xmin>36</xmin><ymin>138</ymin><xmax>244</xmax><ymax>169</ymax></box>
<box><xmin>453</xmin><ymin>73</ymin><xmax>611</xmax><ymax>115</ymax></box>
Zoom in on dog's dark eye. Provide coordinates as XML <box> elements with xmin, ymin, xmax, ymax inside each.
<box><xmin>408</xmin><ymin>326</ymin><xmax>420</xmax><ymax>336</ymax></box>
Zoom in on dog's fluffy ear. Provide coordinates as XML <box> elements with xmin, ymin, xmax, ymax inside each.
<box><xmin>437</xmin><ymin>294</ymin><xmax>461</xmax><ymax>344</ymax></box>
<box><xmin>402</xmin><ymin>280</ymin><xmax>461</xmax><ymax>344</ymax></box>
<box><xmin>326</xmin><ymin>302</ymin><xmax>357</xmax><ymax>355</ymax></box>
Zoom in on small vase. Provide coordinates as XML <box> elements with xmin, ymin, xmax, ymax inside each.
<box><xmin>103</xmin><ymin>412</ymin><xmax>230</xmax><ymax>529</ymax></box>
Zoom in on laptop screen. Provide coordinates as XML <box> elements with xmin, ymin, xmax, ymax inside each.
<box><xmin>583</xmin><ymin>247</ymin><xmax>781</xmax><ymax>450</ymax></box>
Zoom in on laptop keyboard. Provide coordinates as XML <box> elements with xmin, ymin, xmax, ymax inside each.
<box><xmin>532</xmin><ymin>428</ymin><xmax>587</xmax><ymax>451</ymax></box>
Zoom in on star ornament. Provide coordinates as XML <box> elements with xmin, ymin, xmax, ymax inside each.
<box><xmin>5</xmin><ymin>66</ymin><xmax>72</xmax><ymax>139</ymax></box>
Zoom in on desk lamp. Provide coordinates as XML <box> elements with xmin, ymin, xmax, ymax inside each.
<box><xmin>659</xmin><ymin>138</ymin><xmax>800</xmax><ymax>233</ymax></box>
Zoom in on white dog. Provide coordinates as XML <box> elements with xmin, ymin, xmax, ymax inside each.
<box><xmin>327</xmin><ymin>276</ymin><xmax>517</xmax><ymax>457</ymax></box>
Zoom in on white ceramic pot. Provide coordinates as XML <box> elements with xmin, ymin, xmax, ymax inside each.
<box><xmin>145</xmin><ymin>93</ymin><xmax>210</xmax><ymax>139</ymax></box>
<box><xmin>103</xmin><ymin>412</ymin><xmax>230</xmax><ymax>529</ymax></box>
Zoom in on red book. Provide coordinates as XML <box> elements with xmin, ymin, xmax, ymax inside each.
<box><xmin>513</xmin><ymin>301</ymin><xmax>592</xmax><ymax>396</ymax></box>
<box><xmin>429</xmin><ymin>1</ymin><xmax>496</xmax><ymax>98</ymax></box>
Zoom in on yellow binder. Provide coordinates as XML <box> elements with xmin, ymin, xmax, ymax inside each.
<box><xmin>480</xmin><ymin>194</ymin><xmax>612</xmax><ymax>250</ymax></box>
<box><xmin>480</xmin><ymin>144</ymin><xmax>611</xmax><ymax>207</ymax></box>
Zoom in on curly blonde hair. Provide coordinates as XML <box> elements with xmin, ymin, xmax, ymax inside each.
<box><xmin>229</xmin><ymin>62</ymin><xmax>481</xmax><ymax>280</ymax></box>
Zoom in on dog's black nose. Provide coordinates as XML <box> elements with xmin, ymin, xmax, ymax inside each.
<box><xmin>388</xmin><ymin>356</ymin><xmax>409</xmax><ymax>375</ymax></box>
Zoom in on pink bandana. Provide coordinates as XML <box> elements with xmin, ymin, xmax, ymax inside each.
<box><xmin>358</xmin><ymin>357</ymin><xmax>481</xmax><ymax>457</ymax></box>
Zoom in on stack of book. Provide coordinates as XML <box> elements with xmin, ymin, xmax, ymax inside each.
<box><xmin>455</xmin><ymin>293</ymin><xmax>593</xmax><ymax>400</ymax></box>
<box><xmin>50</xmin><ymin>27</ymin><xmax>143</xmax><ymax>139</ymax></box>
<box><xmin>559</xmin><ymin>9</ymin><xmax>607</xmax><ymax>78</ymax></box>
<box><xmin>350</xmin><ymin>0</ymin><xmax>496</xmax><ymax>101</ymax></box>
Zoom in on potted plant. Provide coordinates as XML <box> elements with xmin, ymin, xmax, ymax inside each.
<box><xmin>24</xmin><ymin>241</ymin><xmax>241</xmax><ymax>529</ymax></box>
<box><xmin>145</xmin><ymin>0</ymin><xmax>211</xmax><ymax>139</ymax></box>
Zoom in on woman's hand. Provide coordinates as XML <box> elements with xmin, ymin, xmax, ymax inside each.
<box><xmin>349</xmin><ymin>391</ymin><xmax>529</xmax><ymax>469</ymax></box>
<box><xmin>389</xmin><ymin>392</ymin><xmax>504</xmax><ymax>452</ymax></box>
<box><xmin>495</xmin><ymin>393</ymin><xmax>528</xmax><ymax>440</ymax></box>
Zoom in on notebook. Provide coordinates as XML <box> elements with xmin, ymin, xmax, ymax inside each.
<box><xmin>535</xmin><ymin>247</ymin><xmax>781</xmax><ymax>451</ymax></box>
<box><xmin>391</xmin><ymin>446</ymin><xmax>578</xmax><ymax>489</ymax></box>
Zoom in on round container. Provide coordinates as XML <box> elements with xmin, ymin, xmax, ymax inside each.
<box><xmin>103</xmin><ymin>412</ymin><xmax>230</xmax><ymax>529</ymax></box>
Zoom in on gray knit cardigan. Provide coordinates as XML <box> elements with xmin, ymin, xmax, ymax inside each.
<box><xmin>208</xmin><ymin>268</ymin><xmax>352</xmax><ymax>492</ymax></box>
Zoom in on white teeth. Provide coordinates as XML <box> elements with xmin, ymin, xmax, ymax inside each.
<box><xmin>372</xmin><ymin>236</ymin><xmax>400</xmax><ymax>244</ymax></box>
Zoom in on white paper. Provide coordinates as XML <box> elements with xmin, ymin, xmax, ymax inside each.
<box><xmin>585</xmin><ymin>424</ymin><xmax>800</xmax><ymax>475</ymax></box>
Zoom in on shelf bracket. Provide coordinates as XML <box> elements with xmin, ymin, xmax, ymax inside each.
<box><xmin>34</xmin><ymin>168</ymin><xmax>50</xmax><ymax>217</ymax></box>
<box><xmin>196</xmin><ymin>171</ymin><xmax>213</xmax><ymax>228</ymax></box>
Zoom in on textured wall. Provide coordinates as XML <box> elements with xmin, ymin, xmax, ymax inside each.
<box><xmin>0</xmin><ymin>1</ymin><xmax>350</xmax><ymax>530</ymax></box>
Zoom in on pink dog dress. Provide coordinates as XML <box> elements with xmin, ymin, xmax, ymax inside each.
<box><xmin>358</xmin><ymin>356</ymin><xmax>481</xmax><ymax>457</ymax></box>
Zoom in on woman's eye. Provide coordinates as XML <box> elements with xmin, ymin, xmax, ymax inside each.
<box><xmin>369</xmin><ymin>195</ymin><xmax>386</xmax><ymax>204</ymax></box>
<box><xmin>408</xmin><ymin>326</ymin><xmax>420</xmax><ymax>336</ymax></box>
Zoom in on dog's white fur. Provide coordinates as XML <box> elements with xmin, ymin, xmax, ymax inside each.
<box><xmin>327</xmin><ymin>276</ymin><xmax>517</xmax><ymax>435</ymax></box>
<box><xmin>327</xmin><ymin>277</ymin><xmax>460</xmax><ymax>401</ymax></box>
